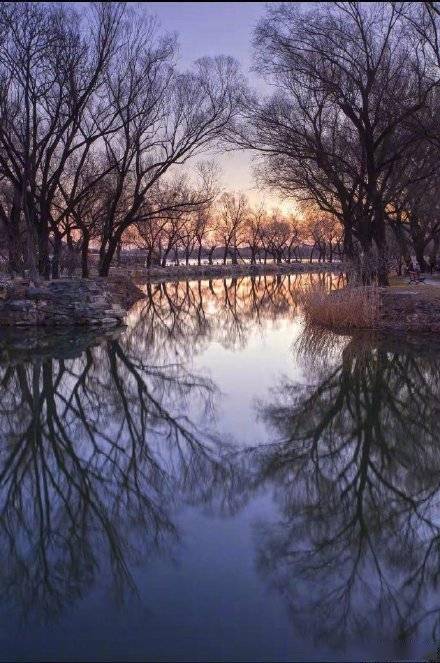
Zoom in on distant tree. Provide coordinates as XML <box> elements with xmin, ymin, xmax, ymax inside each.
<box><xmin>264</xmin><ymin>210</ymin><xmax>291</xmax><ymax>264</ymax></box>
<box><xmin>218</xmin><ymin>192</ymin><xmax>249</xmax><ymax>264</ymax></box>
<box><xmin>244</xmin><ymin>204</ymin><xmax>266</xmax><ymax>264</ymax></box>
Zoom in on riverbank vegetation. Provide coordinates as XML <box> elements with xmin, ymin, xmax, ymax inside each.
<box><xmin>302</xmin><ymin>285</ymin><xmax>379</xmax><ymax>330</ymax></box>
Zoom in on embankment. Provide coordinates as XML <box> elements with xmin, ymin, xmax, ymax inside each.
<box><xmin>119</xmin><ymin>260</ymin><xmax>341</xmax><ymax>284</ymax></box>
<box><xmin>378</xmin><ymin>287</ymin><xmax>440</xmax><ymax>333</ymax></box>
<box><xmin>0</xmin><ymin>262</ymin><xmax>340</xmax><ymax>328</ymax></box>
<box><xmin>303</xmin><ymin>284</ymin><xmax>440</xmax><ymax>334</ymax></box>
<box><xmin>0</xmin><ymin>275</ymin><xmax>144</xmax><ymax>327</ymax></box>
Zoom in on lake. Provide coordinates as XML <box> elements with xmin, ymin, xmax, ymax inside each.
<box><xmin>0</xmin><ymin>272</ymin><xmax>439</xmax><ymax>662</ymax></box>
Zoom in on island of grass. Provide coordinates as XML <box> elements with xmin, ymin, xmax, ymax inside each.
<box><xmin>303</xmin><ymin>275</ymin><xmax>440</xmax><ymax>334</ymax></box>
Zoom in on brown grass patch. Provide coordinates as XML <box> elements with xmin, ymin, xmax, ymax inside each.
<box><xmin>301</xmin><ymin>285</ymin><xmax>379</xmax><ymax>330</ymax></box>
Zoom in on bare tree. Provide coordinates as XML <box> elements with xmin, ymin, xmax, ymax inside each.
<box><xmin>95</xmin><ymin>47</ymin><xmax>243</xmax><ymax>276</ymax></box>
<box><xmin>244</xmin><ymin>204</ymin><xmax>266</xmax><ymax>264</ymax></box>
<box><xmin>217</xmin><ymin>192</ymin><xmax>249</xmax><ymax>264</ymax></box>
<box><xmin>0</xmin><ymin>2</ymin><xmax>124</xmax><ymax>277</ymax></box>
<box><xmin>0</xmin><ymin>3</ymin><xmax>243</xmax><ymax>279</ymax></box>
<box><xmin>236</xmin><ymin>2</ymin><xmax>440</xmax><ymax>283</ymax></box>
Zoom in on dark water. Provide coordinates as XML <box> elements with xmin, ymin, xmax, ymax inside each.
<box><xmin>0</xmin><ymin>273</ymin><xmax>439</xmax><ymax>662</ymax></box>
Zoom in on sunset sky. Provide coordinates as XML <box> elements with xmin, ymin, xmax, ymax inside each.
<box><xmin>147</xmin><ymin>2</ymin><xmax>297</xmax><ymax>213</ymax></box>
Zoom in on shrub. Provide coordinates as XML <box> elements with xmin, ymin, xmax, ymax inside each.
<box><xmin>301</xmin><ymin>284</ymin><xmax>379</xmax><ymax>329</ymax></box>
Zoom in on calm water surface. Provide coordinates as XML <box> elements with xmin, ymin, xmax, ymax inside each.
<box><xmin>0</xmin><ymin>273</ymin><xmax>439</xmax><ymax>662</ymax></box>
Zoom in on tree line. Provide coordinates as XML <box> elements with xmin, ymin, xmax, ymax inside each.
<box><xmin>126</xmin><ymin>193</ymin><xmax>343</xmax><ymax>270</ymax></box>
<box><xmin>1</xmin><ymin>2</ymin><xmax>440</xmax><ymax>282</ymax></box>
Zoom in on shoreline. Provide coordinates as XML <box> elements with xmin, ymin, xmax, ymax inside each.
<box><xmin>0</xmin><ymin>267</ymin><xmax>439</xmax><ymax>335</ymax></box>
<box><xmin>303</xmin><ymin>284</ymin><xmax>440</xmax><ymax>335</ymax></box>
<box><xmin>0</xmin><ymin>263</ymin><xmax>341</xmax><ymax>329</ymax></box>
<box><xmin>116</xmin><ymin>260</ymin><xmax>342</xmax><ymax>285</ymax></box>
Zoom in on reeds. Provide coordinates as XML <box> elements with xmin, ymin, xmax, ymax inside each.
<box><xmin>301</xmin><ymin>284</ymin><xmax>379</xmax><ymax>329</ymax></box>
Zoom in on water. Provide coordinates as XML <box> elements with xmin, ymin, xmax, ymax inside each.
<box><xmin>0</xmin><ymin>273</ymin><xmax>439</xmax><ymax>662</ymax></box>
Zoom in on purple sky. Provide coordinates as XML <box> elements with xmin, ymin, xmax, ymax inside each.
<box><xmin>146</xmin><ymin>2</ymin><xmax>292</xmax><ymax>211</ymax></box>
<box><xmin>75</xmin><ymin>2</ymin><xmax>293</xmax><ymax>209</ymax></box>
<box><xmin>147</xmin><ymin>2</ymin><xmax>265</xmax><ymax>73</ymax></box>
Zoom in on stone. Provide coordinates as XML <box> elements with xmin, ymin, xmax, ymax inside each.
<box><xmin>0</xmin><ymin>276</ymin><xmax>144</xmax><ymax>328</ymax></box>
<box><xmin>26</xmin><ymin>286</ymin><xmax>54</xmax><ymax>299</ymax></box>
<box><xmin>7</xmin><ymin>299</ymin><xmax>35</xmax><ymax>311</ymax></box>
<box><xmin>378</xmin><ymin>288</ymin><xmax>440</xmax><ymax>334</ymax></box>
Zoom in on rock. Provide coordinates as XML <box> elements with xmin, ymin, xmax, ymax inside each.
<box><xmin>0</xmin><ymin>276</ymin><xmax>144</xmax><ymax>328</ymax></box>
<box><xmin>7</xmin><ymin>299</ymin><xmax>35</xmax><ymax>311</ymax></box>
<box><xmin>378</xmin><ymin>288</ymin><xmax>440</xmax><ymax>334</ymax></box>
<box><xmin>26</xmin><ymin>286</ymin><xmax>54</xmax><ymax>299</ymax></box>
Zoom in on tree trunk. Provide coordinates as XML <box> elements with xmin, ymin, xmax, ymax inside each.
<box><xmin>391</xmin><ymin>222</ymin><xmax>412</xmax><ymax>271</ymax></box>
<box><xmin>343</xmin><ymin>224</ymin><xmax>354</xmax><ymax>261</ymax></box>
<box><xmin>81</xmin><ymin>233</ymin><xmax>90</xmax><ymax>278</ymax></box>
<box><xmin>22</xmin><ymin>219</ymin><xmax>39</xmax><ymax>280</ymax></box>
<box><xmin>99</xmin><ymin>235</ymin><xmax>120</xmax><ymax>276</ymax></box>
<box><xmin>51</xmin><ymin>232</ymin><xmax>62</xmax><ymax>279</ymax></box>
<box><xmin>162</xmin><ymin>248</ymin><xmax>171</xmax><ymax>268</ymax></box>
<box><xmin>429</xmin><ymin>236</ymin><xmax>439</xmax><ymax>273</ymax></box>
<box><xmin>414</xmin><ymin>241</ymin><xmax>428</xmax><ymax>272</ymax></box>
<box><xmin>372</xmin><ymin>200</ymin><xmax>389</xmax><ymax>285</ymax></box>
<box><xmin>231</xmin><ymin>245</ymin><xmax>238</xmax><ymax>265</ymax></box>
<box><xmin>38</xmin><ymin>220</ymin><xmax>51</xmax><ymax>279</ymax></box>
<box><xmin>6</xmin><ymin>218</ymin><xmax>22</xmax><ymax>275</ymax></box>
<box><xmin>146</xmin><ymin>247</ymin><xmax>152</xmax><ymax>269</ymax></box>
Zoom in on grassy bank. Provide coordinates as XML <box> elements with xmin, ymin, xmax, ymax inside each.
<box><xmin>302</xmin><ymin>282</ymin><xmax>440</xmax><ymax>334</ymax></box>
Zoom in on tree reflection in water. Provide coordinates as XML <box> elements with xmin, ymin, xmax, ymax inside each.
<box><xmin>0</xmin><ymin>272</ymin><xmax>349</xmax><ymax>628</ymax></box>
<box><xmin>254</xmin><ymin>328</ymin><xmax>440</xmax><ymax>653</ymax></box>
<box><xmin>128</xmin><ymin>271</ymin><xmax>342</xmax><ymax>355</ymax></box>
<box><xmin>0</xmin><ymin>325</ymin><xmax>230</xmax><ymax>621</ymax></box>
<box><xmin>0</xmin><ymin>273</ymin><xmax>337</xmax><ymax>623</ymax></box>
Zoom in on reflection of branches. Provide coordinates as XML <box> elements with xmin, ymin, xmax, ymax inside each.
<box><xmin>0</xmin><ymin>273</ymin><xmax>344</xmax><ymax>624</ymax></box>
<box><xmin>0</xmin><ymin>324</ymin><xmax>235</xmax><ymax>622</ymax></box>
<box><xmin>253</xmin><ymin>330</ymin><xmax>440</xmax><ymax>652</ymax></box>
<box><xmin>127</xmin><ymin>272</ymin><xmax>342</xmax><ymax>358</ymax></box>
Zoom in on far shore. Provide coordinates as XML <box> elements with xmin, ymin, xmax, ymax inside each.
<box><xmin>113</xmin><ymin>260</ymin><xmax>343</xmax><ymax>284</ymax></box>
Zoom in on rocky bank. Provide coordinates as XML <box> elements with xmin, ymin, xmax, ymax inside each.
<box><xmin>378</xmin><ymin>287</ymin><xmax>440</xmax><ymax>333</ymax></box>
<box><xmin>0</xmin><ymin>275</ymin><xmax>144</xmax><ymax>327</ymax></box>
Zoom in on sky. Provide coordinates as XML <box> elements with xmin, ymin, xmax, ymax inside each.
<box><xmin>145</xmin><ymin>2</ymin><xmax>295</xmax><ymax>212</ymax></box>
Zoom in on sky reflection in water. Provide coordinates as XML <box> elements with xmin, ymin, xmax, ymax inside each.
<box><xmin>0</xmin><ymin>272</ymin><xmax>439</xmax><ymax>662</ymax></box>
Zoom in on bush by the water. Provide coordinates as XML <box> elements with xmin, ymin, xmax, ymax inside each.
<box><xmin>302</xmin><ymin>285</ymin><xmax>379</xmax><ymax>329</ymax></box>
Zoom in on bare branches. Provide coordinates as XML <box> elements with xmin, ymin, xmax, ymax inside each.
<box><xmin>0</xmin><ymin>4</ymin><xmax>244</xmax><ymax>278</ymax></box>
<box><xmin>235</xmin><ymin>2</ymin><xmax>440</xmax><ymax>282</ymax></box>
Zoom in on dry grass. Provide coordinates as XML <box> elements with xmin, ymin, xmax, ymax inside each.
<box><xmin>301</xmin><ymin>284</ymin><xmax>379</xmax><ymax>330</ymax></box>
